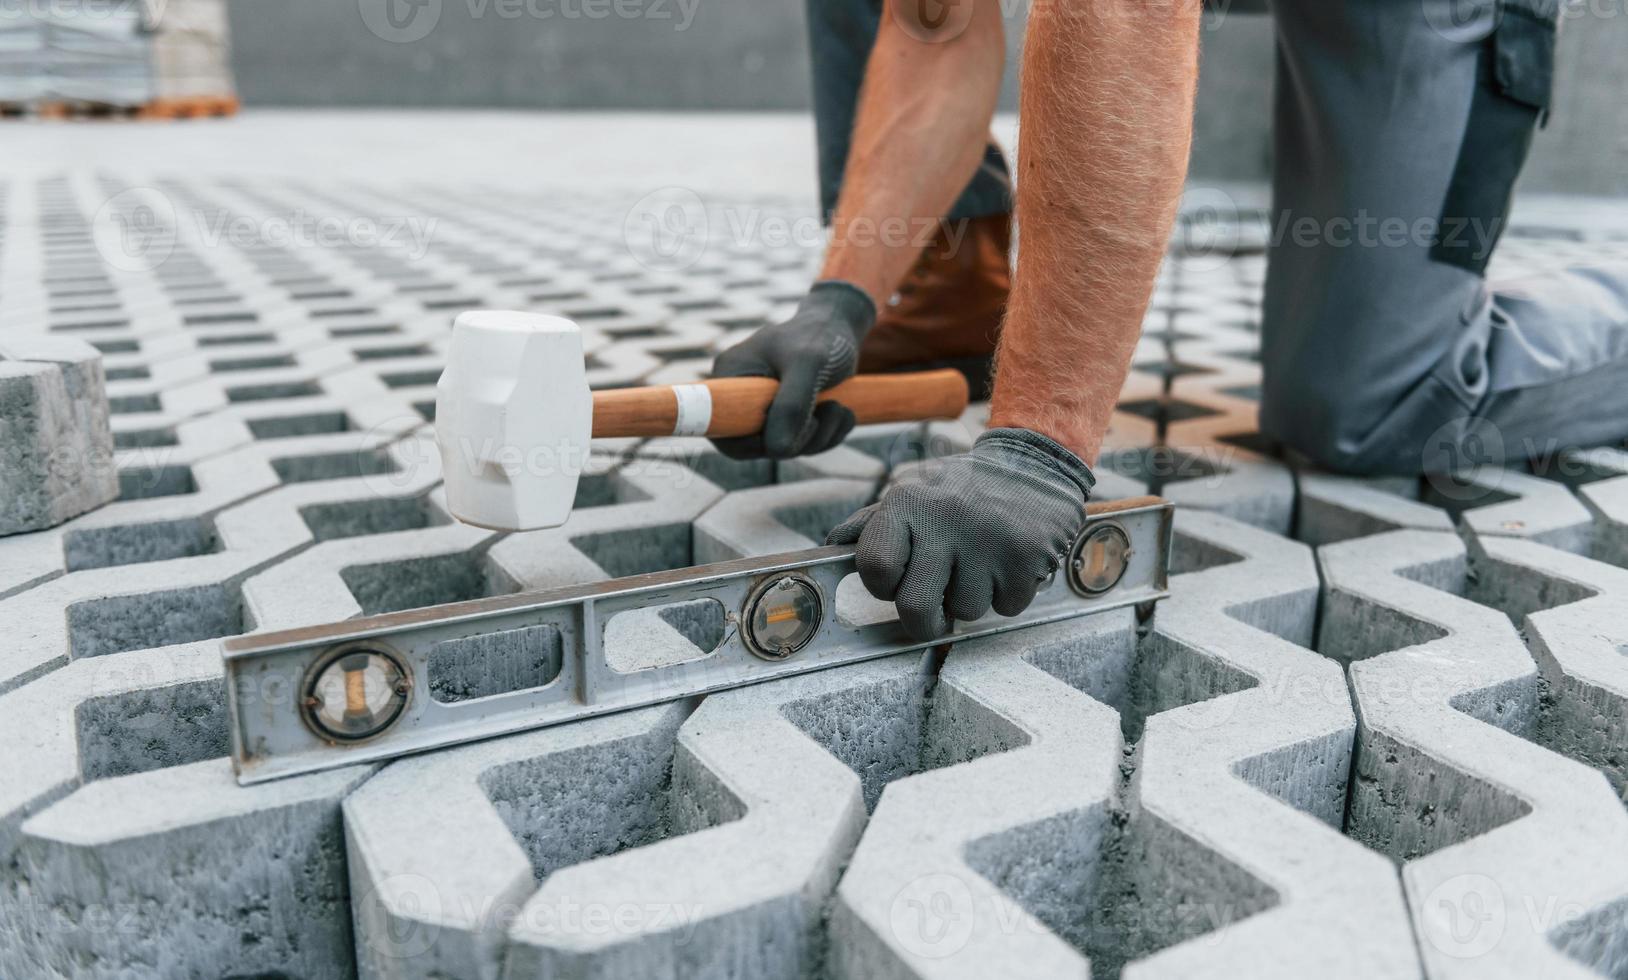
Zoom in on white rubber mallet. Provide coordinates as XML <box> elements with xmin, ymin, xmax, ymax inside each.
<box><xmin>435</xmin><ymin>310</ymin><xmax>970</xmax><ymax>531</ymax></box>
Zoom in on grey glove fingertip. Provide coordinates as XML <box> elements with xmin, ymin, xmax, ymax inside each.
<box><xmin>853</xmin><ymin>507</ymin><xmax>912</xmax><ymax>600</ymax></box>
<box><xmin>991</xmin><ymin>577</ymin><xmax>1043</xmax><ymax>618</ymax></box>
<box><xmin>825</xmin><ymin>503</ymin><xmax>879</xmax><ymax>545</ymax></box>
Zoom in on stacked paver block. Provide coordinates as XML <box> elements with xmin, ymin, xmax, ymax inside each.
<box><xmin>1319</xmin><ymin>530</ymin><xmax>1628</xmax><ymax>978</ymax></box>
<box><xmin>0</xmin><ymin>336</ymin><xmax>118</xmax><ymax>535</ymax></box>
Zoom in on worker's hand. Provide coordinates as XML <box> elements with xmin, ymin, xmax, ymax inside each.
<box><xmin>827</xmin><ymin>428</ymin><xmax>1095</xmax><ymax>640</ymax></box>
<box><xmin>710</xmin><ymin>280</ymin><xmax>877</xmax><ymax>459</ymax></box>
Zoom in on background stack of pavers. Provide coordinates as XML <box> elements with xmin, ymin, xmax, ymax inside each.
<box><xmin>0</xmin><ymin>0</ymin><xmax>232</xmax><ymax>109</ymax></box>
<box><xmin>1</xmin><ymin>171</ymin><xmax>1627</xmax><ymax>978</ymax></box>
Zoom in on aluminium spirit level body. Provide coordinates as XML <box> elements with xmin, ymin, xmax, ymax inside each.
<box><xmin>224</xmin><ymin>496</ymin><xmax>1174</xmax><ymax>785</ymax></box>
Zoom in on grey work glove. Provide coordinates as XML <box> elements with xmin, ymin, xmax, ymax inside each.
<box><xmin>710</xmin><ymin>280</ymin><xmax>877</xmax><ymax>459</ymax></box>
<box><xmin>827</xmin><ymin>428</ymin><xmax>1095</xmax><ymax>641</ymax></box>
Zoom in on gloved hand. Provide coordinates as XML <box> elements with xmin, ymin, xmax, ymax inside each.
<box><xmin>710</xmin><ymin>280</ymin><xmax>877</xmax><ymax>459</ymax></box>
<box><xmin>827</xmin><ymin>428</ymin><xmax>1094</xmax><ymax>640</ymax></box>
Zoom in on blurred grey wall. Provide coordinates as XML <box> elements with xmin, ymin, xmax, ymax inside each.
<box><xmin>227</xmin><ymin>0</ymin><xmax>1625</xmax><ymax>195</ymax></box>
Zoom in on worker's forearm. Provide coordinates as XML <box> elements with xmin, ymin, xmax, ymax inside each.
<box><xmin>818</xmin><ymin>0</ymin><xmax>1005</xmax><ymax>310</ymax></box>
<box><xmin>988</xmin><ymin>0</ymin><xmax>1202</xmax><ymax>463</ymax></box>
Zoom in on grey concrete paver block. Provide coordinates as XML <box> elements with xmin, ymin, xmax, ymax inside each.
<box><xmin>1424</xmin><ymin>467</ymin><xmax>1595</xmax><ymax>555</ymax></box>
<box><xmin>693</xmin><ymin>476</ymin><xmax>876</xmax><ymax>564</ymax></box>
<box><xmin>1319</xmin><ymin>530</ymin><xmax>1628</xmax><ymax>978</ymax></box>
<box><xmin>0</xmin><ymin>336</ymin><xmax>119</xmax><ymax>535</ymax></box>
<box><xmin>1466</xmin><ymin>534</ymin><xmax>1628</xmax><ymax>800</ymax></box>
<box><xmin>1129</xmin><ymin>509</ymin><xmax>1418</xmax><ymax>979</ymax></box>
<box><xmin>828</xmin><ymin>617</ymin><xmax>1127</xmax><ymax>979</ymax></box>
<box><xmin>488</xmin><ymin>456</ymin><xmax>724</xmax><ymax>591</ymax></box>
<box><xmin>8</xmin><ymin>759</ymin><xmax>374</xmax><ymax>980</ymax></box>
<box><xmin>1296</xmin><ymin>471</ymin><xmax>1453</xmax><ymax>546</ymax></box>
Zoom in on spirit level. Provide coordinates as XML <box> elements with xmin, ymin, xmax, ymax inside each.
<box><xmin>224</xmin><ymin>496</ymin><xmax>1173</xmax><ymax>784</ymax></box>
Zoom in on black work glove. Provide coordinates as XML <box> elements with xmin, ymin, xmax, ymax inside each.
<box><xmin>710</xmin><ymin>280</ymin><xmax>877</xmax><ymax>459</ymax></box>
<box><xmin>827</xmin><ymin>428</ymin><xmax>1095</xmax><ymax>641</ymax></box>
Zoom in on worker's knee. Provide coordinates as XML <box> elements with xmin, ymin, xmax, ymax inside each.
<box><xmin>1260</xmin><ymin>377</ymin><xmax>1392</xmax><ymax>475</ymax></box>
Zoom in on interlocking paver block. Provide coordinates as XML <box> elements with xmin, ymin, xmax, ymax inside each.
<box><xmin>1466</xmin><ymin>534</ymin><xmax>1628</xmax><ymax>800</ymax></box>
<box><xmin>5</xmin><ymin>168</ymin><xmax>1628</xmax><ymax>978</ymax></box>
<box><xmin>1423</xmin><ymin>467</ymin><xmax>1595</xmax><ymax>555</ymax></box>
<box><xmin>1319</xmin><ymin>530</ymin><xmax>1628</xmax><ymax>978</ymax></box>
<box><xmin>8</xmin><ymin>759</ymin><xmax>373</xmax><ymax>980</ymax></box>
<box><xmin>0</xmin><ymin>336</ymin><xmax>118</xmax><ymax>534</ymax></box>
<box><xmin>1130</xmin><ymin>510</ymin><xmax>1417</xmax><ymax>978</ymax></box>
<box><xmin>1296</xmin><ymin>472</ymin><xmax>1453</xmax><ymax>547</ymax></box>
<box><xmin>829</xmin><ymin>616</ymin><xmax>1128</xmax><ymax>979</ymax></box>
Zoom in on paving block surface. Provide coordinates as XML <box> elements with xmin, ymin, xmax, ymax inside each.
<box><xmin>3</xmin><ymin>169</ymin><xmax>1628</xmax><ymax>978</ymax></box>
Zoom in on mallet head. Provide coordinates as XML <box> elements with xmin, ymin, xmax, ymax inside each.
<box><xmin>435</xmin><ymin>310</ymin><xmax>591</xmax><ymax>532</ymax></box>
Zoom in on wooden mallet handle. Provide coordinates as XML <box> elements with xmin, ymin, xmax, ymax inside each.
<box><xmin>591</xmin><ymin>369</ymin><xmax>970</xmax><ymax>439</ymax></box>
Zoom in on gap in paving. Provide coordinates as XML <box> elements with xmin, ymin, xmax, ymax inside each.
<box><xmin>75</xmin><ymin>678</ymin><xmax>230</xmax><ymax>782</ymax></box>
<box><xmin>117</xmin><ymin>464</ymin><xmax>197</xmax><ymax>501</ymax></box>
<box><xmin>299</xmin><ymin>494</ymin><xmax>438</xmax><ymax>542</ymax></box>
<box><xmin>67</xmin><ymin>582</ymin><xmax>245</xmax><ymax>659</ymax></box>
<box><xmin>113</xmin><ymin>426</ymin><xmax>179</xmax><ymax>450</ymax></box>
<box><xmin>380</xmin><ymin>369</ymin><xmax>441</xmax><ymax>389</ymax></box>
<box><xmin>327</xmin><ymin>324</ymin><xmax>401</xmax><ymax>338</ymax></box>
<box><xmin>966</xmin><ymin>806</ymin><xmax>1277</xmax><ymax>980</ymax></box>
<box><xmin>429</xmin><ymin>624</ymin><xmax>563</xmax><ymax>703</ymax></box>
<box><xmin>197</xmin><ymin>332</ymin><xmax>275</xmax><ymax>347</ymax></box>
<box><xmin>226</xmin><ymin>381</ymin><xmax>322</xmax><ymax>403</ymax></box>
<box><xmin>103</xmin><ymin>365</ymin><xmax>150</xmax><ymax>382</ymax></box>
<box><xmin>210</xmin><ymin>354</ymin><xmax>297</xmax><ymax>373</ymax></box>
<box><xmin>63</xmin><ymin>517</ymin><xmax>222</xmax><ymax>571</ymax></box>
<box><xmin>571</xmin><ymin>524</ymin><xmax>693</xmax><ymax>580</ymax></box>
<box><xmin>477</xmin><ymin>703</ymin><xmax>737</xmax><ymax>883</ymax></box>
<box><xmin>350</xmin><ymin>344</ymin><xmax>429</xmax><ymax>361</ymax></box>
<box><xmin>107</xmin><ymin>393</ymin><xmax>161</xmax><ymax>415</ymax></box>
<box><xmin>1549</xmin><ymin>896</ymin><xmax>1628</xmax><ymax>978</ymax></box>
<box><xmin>782</xmin><ymin>668</ymin><xmax>1027</xmax><ymax>814</ymax></box>
<box><xmin>1466</xmin><ymin>548</ymin><xmax>1628</xmax><ymax>801</ymax></box>
<box><xmin>340</xmin><ymin>549</ymin><xmax>517</xmax><ymax>617</ymax></box>
<box><xmin>247</xmin><ymin>410</ymin><xmax>353</xmax><ymax>440</ymax></box>
<box><xmin>270</xmin><ymin>448</ymin><xmax>397</xmax><ymax>485</ymax></box>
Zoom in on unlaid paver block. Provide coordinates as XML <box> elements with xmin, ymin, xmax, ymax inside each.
<box><xmin>0</xmin><ymin>337</ymin><xmax>118</xmax><ymax>534</ymax></box>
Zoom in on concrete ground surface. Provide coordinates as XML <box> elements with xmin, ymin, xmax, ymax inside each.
<box><xmin>2</xmin><ymin>113</ymin><xmax>1628</xmax><ymax>979</ymax></box>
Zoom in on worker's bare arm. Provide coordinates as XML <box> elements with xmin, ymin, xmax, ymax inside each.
<box><xmin>711</xmin><ymin>0</ymin><xmax>1006</xmax><ymax>459</ymax></box>
<box><xmin>987</xmin><ymin>0</ymin><xmax>1203</xmax><ymax>463</ymax></box>
<box><xmin>817</xmin><ymin>0</ymin><xmax>1007</xmax><ymax>310</ymax></box>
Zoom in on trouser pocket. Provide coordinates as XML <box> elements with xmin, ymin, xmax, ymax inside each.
<box><xmin>1431</xmin><ymin>1</ymin><xmax>1559</xmax><ymax>275</ymax></box>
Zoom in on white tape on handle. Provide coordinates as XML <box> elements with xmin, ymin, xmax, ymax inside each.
<box><xmin>671</xmin><ymin>384</ymin><xmax>713</xmax><ymax>437</ymax></box>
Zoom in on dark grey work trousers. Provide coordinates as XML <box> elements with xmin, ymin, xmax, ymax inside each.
<box><xmin>806</xmin><ymin>0</ymin><xmax>1628</xmax><ymax>474</ymax></box>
